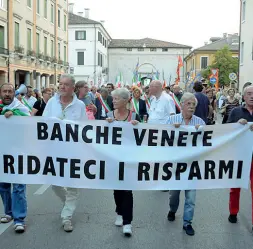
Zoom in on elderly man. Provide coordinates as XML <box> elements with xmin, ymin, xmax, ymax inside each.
<box><xmin>22</xmin><ymin>86</ymin><xmax>37</xmax><ymax>112</ymax></box>
<box><xmin>43</xmin><ymin>74</ymin><xmax>87</xmax><ymax>232</ymax></box>
<box><xmin>173</xmin><ymin>85</ymin><xmax>183</xmax><ymax>102</ymax></box>
<box><xmin>95</xmin><ymin>88</ymin><xmax>113</xmax><ymax>120</ymax></box>
<box><xmin>0</xmin><ymin>84</ymin><xmax>30</xmax><ymax>233</ymax></box>
<box><xmin>148</xmin><ymin>80</ymin><xmax>175</xmax><ymax>125</ymax></box>
<box><xmin>227</xmin><ymin>85</ymin><xmax>253</xmax><ymax>231</ymax></box>
<box><xmin>166</xmin><ymin>92</ymin><xmax>205</xmax><ymax>236</ymax></box>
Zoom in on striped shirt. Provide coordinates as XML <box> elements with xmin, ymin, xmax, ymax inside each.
<box><xmin>166</xmin><ymin>113</ymin><xmax>206</xmax><ymax>125</ymax></box>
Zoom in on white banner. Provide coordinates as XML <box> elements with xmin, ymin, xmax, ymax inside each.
<box><xmin>0</xmin><ymin>117</ymin><xmax>252</xmax><ymax>190</ymax></box>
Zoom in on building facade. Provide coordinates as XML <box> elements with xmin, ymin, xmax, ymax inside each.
<box><xmin>239</xmin><ymin>0</ymin><xmax>253</xmax><ymax>91</ymax></box>
<box><xmin>68</xmin><ymin>4</ymin><xmax>111</xmax><ymax>85</ymax></box>
<box><xmin>108</xmin><ymin>38</ymin><xmax>191</xmax><ymax>86</ymax></box>
<box><xmin>0</xmin><ymin>0</ymin><xmax>69</xmax><ymax>90</ymax></box>
<box><xmin>184</xmin><ymin>34</ymin><xmax>239</xmax><ymax>81</ymax></box>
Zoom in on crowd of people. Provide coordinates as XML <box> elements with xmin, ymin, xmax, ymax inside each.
<box><xmin>0</xmin><ymin>75</ymin><xmax>253</xmax><ymax>238</ymax></box>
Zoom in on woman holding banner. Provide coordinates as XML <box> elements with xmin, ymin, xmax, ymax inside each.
<box><xmin>106</xmin><ymin>88</ymin><xmax>141</xmax><ymax>237</ymax></box>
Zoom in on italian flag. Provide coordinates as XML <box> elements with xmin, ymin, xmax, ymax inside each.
<box><xmin>131</xmin><ymin>98</ymin><xmax>139</xmax><ymax>115</ymax></box>
<box><xmin>169</xmin><ymin>93</ymin><xmax>181</xmax><ymax>112</ymax></box>
<box><xmin>143</xmin><ymin>94</ymin><xmax>151</xmax><ymax>110</ymax></box>
<box><xmin>97</xmin><ymin>94</ymin><xmax>111</xmax><ymax>113</ymax></box>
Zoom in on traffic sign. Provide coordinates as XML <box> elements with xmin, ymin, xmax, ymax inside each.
<box><xmin>229</xmin><ymin>73</ymin><xmax>237</xmax><ymax>81</ymax></box>
<box><xmin>210</xmin><ymin>77</ymin><xmax>217</xmax><ymax>84</ymax></box>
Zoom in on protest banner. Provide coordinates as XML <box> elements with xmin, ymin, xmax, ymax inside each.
<box><xmin>0</xmin><ymin>116</ymin><xmax>252</xmax><ymax>190</ymax></box>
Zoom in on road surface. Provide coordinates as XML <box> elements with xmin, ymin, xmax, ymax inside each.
<box><xmin>0</xmin><ymin>185</ymin><xmax>252</xmax><ymax>249</ymax></box>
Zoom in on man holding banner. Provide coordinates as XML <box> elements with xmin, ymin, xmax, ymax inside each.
<box><xmin>166</xmin><ymin>92</ymin><xmax>205</xmax><ymax>236</ymax></box>
<box><xmin>227</xmin><ymin>85</ymin><xmax>253</xmax><ymax>231</ymax></box>
<box><xmin>95</xmin><ymin>88</ymin><xmax>113</xmax><ymax>120</ymax></box>
<box><xmin>43</xmin><ymin>74</ymin><xmax>87</xmax><ymax>232</ymax></box>
<box><xmin>0</xmin><ymin>83</ymin><xmax>30</xmax><ymax>233</ymax></box>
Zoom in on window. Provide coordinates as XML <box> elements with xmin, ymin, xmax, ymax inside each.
<box><xmin>36</xmin><ymin>0</ymin><xmax>40</xmax><ymax>14</ymax></box>
<box><xmin>98</xmin><ymin>31</ymin><xmax>102</xmax><ymax>43</ymax></box>
<box><xmin>98</xmin><ymin>52</ymin><xmax>103</xmax><ymax>66</ymax></box>
<box><xmin>58</xmin><ymin>9</ymin><xmax>60</xmax><ymax>27</ymax></box>
<box><xmin>36</xmin><ymin>33</ymin><xmax>40</xmax><ymax>54</ymax></box>
<box><xmin>105</xmin><ymin>40</ymin><xmax>107</xmax><ymax>48</ymax></box>
<box><xmin>64</xmin><ymin>46</ymin><xmax>66</xmax><ymax>62</ymax></box>
<box><xmin>51</xmin><ymin>40</ymin><xmax>54</xmax><ymax>57</ymax></box>
<box><xmin>51</xmin><ymin>4</ymin><xmax>54</xmax><ymax>23</ymax></box>
<box><xmin>103</xmin><ymin>37</ymin><xmax>105</xmax><ymax>46</ymax></box>
<box><xmin>0</xmin><ymin>0</ymin><xmax>4</xmax><ymax>8</ymax></box>
<box><xmin>15</xmin><ymin>22</ymin><xmax>20</xmax><ymax>47</ymax></box>
<box><xmin>58</xmin><ymin>42</ymin><xmax>60</xmax><ymax>59</ymax></box>
<box><xmin>240</xmin><ymin>42</ymin><xmax>244</xmax><ymax>64</ymax></box>
<box><xmin>127</xmin><ymin>48</ymin><xmax>132</xmax><ymax>51</ymax></box>
<box><xmin>27</xmin><ymin>28</ymin><xmax>32</xmax><ymax>51</ymax></box>
<box><xmin>64</xmin><ymin>15</ymin><xmax>67</xmax><ymax>31</ymax></box>
<box><xmin>242</xmin><ymin>0</ymin><xmax>246</xmax><ymax>22</ymax></box>
<box><xmin>0</xmin><ymin>26</ymin><xmax>4</xmax><ymax>48</ymax></box>
<box><xmin>77</xmin><ymin>52</ymin><xmax>84</xmax><ymax>65</ymax></box>
<box><xmin>44</xmin><ymin>37</ymin><xmax>47</xmax><ymax>55</ymax></box>
<box><xmin>75</xmin><ymin>31</ymin><xmax>86</xmax><ymax>40</ymax></box>
<box><xmin>44</xmin><ymin>0</ymin><xmax>47</xmax><ymax>19</ymax></box>
<box><xmin>162</xmin><ymin>48</ymin><xmax>168</xmax><ymax>52</ymax></box>
<box><xmin>27</xmin><ymin>0</ymin><xmax>32</xmax><ymax>8</ymax></box>
<box><xmin>200</xmin><ymin>57</ymin><xmax>208</xmax><ymax>69</ymax></box>
<box><xmin>138</xmin><ymin>48</ymin><xmax>144</xmax><ymax>51</ymax></box>
<box><xmin>150</xmin><ymin>48</ymin><xmax>157</xmax><ymax>52</ymax></box>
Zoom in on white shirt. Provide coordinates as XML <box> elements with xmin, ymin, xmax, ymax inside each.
<box><xmin>23</xmin><ymin>96</ymin><xmax>37</xmax><ymax>109</ymax></box>
<box><xmin>148</xmin><ymin>92</ymin><xmax>176</xmax><ymax>124</ymax></box>
<box><xmin>43</xmin><ymin>94</ymin><xmax>87</xmax><ymax>121</ymax></box>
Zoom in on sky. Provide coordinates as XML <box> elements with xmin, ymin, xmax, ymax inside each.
<box><xmin>71</xmin><ymin>0</ymin><xmax>240</xmax><ymax>49</ymax></box>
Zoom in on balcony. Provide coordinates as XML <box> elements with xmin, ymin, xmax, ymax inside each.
<box><xmin>0</xmin><ymin>47</ymin><xmax>9</xmax><ymax>56</ymax></box>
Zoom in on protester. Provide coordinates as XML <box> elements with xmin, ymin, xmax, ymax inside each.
<box><xmin>221</xmin><ymin>88</ymin><xmax>240</xmax><ymax>124</ymax></box>
<box><xmin>0</xmin><ymin>83</ymin><xmax>30</xmax><ymax>233</ymax></box>
<box><xmin>31</xmin><ymin>88</ymin><xmax>52</xmax><ymax>116</ymax></box>
<box><xmin>227</xmin><ymin>85</ymin><xmax>253</xmax><ymax>231</ymax></box>
<box><xmin>148</xmin><ymin>80</ymin><xmax>175</xmax><ymax>124</ymax></box>
<box><xmin>42</xmin><ymin>74</ymin><xmax>87</xmax><ymax>232</ymax></box>
<box><xmin>206</xmin><ymin>88</ymin><xmax>217</xmax><ymax>125</ymax></box>
<box><xmin>193</xmin><ymin>82</ymin><xmax>210</xmax><ymax>124</ymax></box>
<box><xmin>74</xmin><ymin>81</ymin><xmax>97</xmax><ymax>120</ymax></box>
<box><xmin>22</xmin><ymin>86</ymin><xmax>37</xmax><ymax>112</ymax></box>
<box><xmin>166</xmin><ymin>92</ymin><xmax>205</xmax><ymax>236</ymax></box>
<box><xmin>106</xmin><ymin>88</ymin><xmax>141</xmax><ymax>237</ymax></box>
<box><xmin>131</xmin><ymin>86</ymin><xmax>148</xmax><ymax>122</ymax></box>
<box><xmin>142</xmin><ymin>86</ymin><xmax>153</xmax><ymax>113</ymax></box>
<box><xmin>95</xmin><ymin>88</ymin><xmax>113</xmax><ymax>120</ymax></box>
<box><xmin>106</xmin><ymin>83</ymin><xmax>114</xmax><ymax>95</ymax></box>
<box><xmin>173</xmin><ymin>85</ymin><xmax>183</xmax><ymax>102</ymax></box>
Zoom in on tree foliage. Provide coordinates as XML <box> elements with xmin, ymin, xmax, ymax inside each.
<box><xmin>201</xmin><ymin>46</ymin><xmax>239</xmax><ymax>87</ymax></box>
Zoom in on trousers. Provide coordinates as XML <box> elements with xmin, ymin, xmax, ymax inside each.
<box><xmin>114</xmin><ymin>190</ymin><xmax>133</xmax><ymax>225</ymax></box>
<box><xmin>52</xmin><ymin>186</ymin><xmax>79</xmax><ymax>224</ymax></box>
<box><xmin>229</xmin><ymin>161</ymin><xmax>253</xmax><ymax>223</ymax></box>
<box><xmin>169</xmin><ymin>189</ymin><xmax>196</xmax><ymax>226</ymax></box>
<box><xmin>0</xmin><ymin>183</ymin><xmax>27</xmax><ymax>225</ymax></box>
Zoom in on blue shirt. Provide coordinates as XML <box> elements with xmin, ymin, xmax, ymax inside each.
<box><xmin>194</xmin><ymin>92</ymin><xmax>210</xmax><ymax>123</ymax></box>
<box><xmin>166</xmin><ymin>113</ymin><xmax>206</xmax><ymax>125</ymax></box>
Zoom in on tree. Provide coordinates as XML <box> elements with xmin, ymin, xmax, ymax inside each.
<box><xmin>201</xmin><ymin>46</ymin><xmax>239</xmax><ymax>87</ymax></box>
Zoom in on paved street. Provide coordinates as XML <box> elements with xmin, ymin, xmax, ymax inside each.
<box><xmin>0</xmin><ymin>185</ymin><xmax>252</xmax><ymax>249</ymax></box>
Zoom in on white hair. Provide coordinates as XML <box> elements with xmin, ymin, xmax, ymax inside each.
<box><xmin>243</xmin><ymin>85</ymin><xmax>253</xmax><ymax>96</ymax></box>
<box><xmin>180</xmin><ymin>92</ymin><xmax>198</xmax><ymax>107</ymax></box>
<box><xmin>60</xmin><ymin>74</ymin><xmax>75</xmax><ymax>86</ymax></box>
<box><xmin>111</xmin><ymin>88</ymin><xmax>130</xmax><ymax>100</ymax></box>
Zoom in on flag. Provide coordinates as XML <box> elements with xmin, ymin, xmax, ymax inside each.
<box><xmin>162</xmin><ymin>70</ymin><xmax>166</xmax><ymax>88</ymax></box>
<box><xmin>175</xmin><ymin>55</ymin><xmax>183</xmax><ymax>85</ymax></box>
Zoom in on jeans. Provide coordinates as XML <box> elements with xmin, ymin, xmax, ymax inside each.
<box><xmin>114</xmin><ymin>190</ymin><xmax>133</xmax><ymax>225</ymax></box>
<box><xmin>229</xmin><ymin>161</ymin><xmax>253</xmax><ymax>223</ymax></box>
<box><xmin>0</xmin><ymin>183</ymin><xmax>27</xmax><ymax>225</ymax></box>
<box><xmin>52</xmin><ymin>186</ymin><xmax>79</xmax><ymax>224</ymax></box>
<box><xmin>169</xmin><ymin>190</ymin><xmax>196</xmax><ymax>226</ymax></box>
